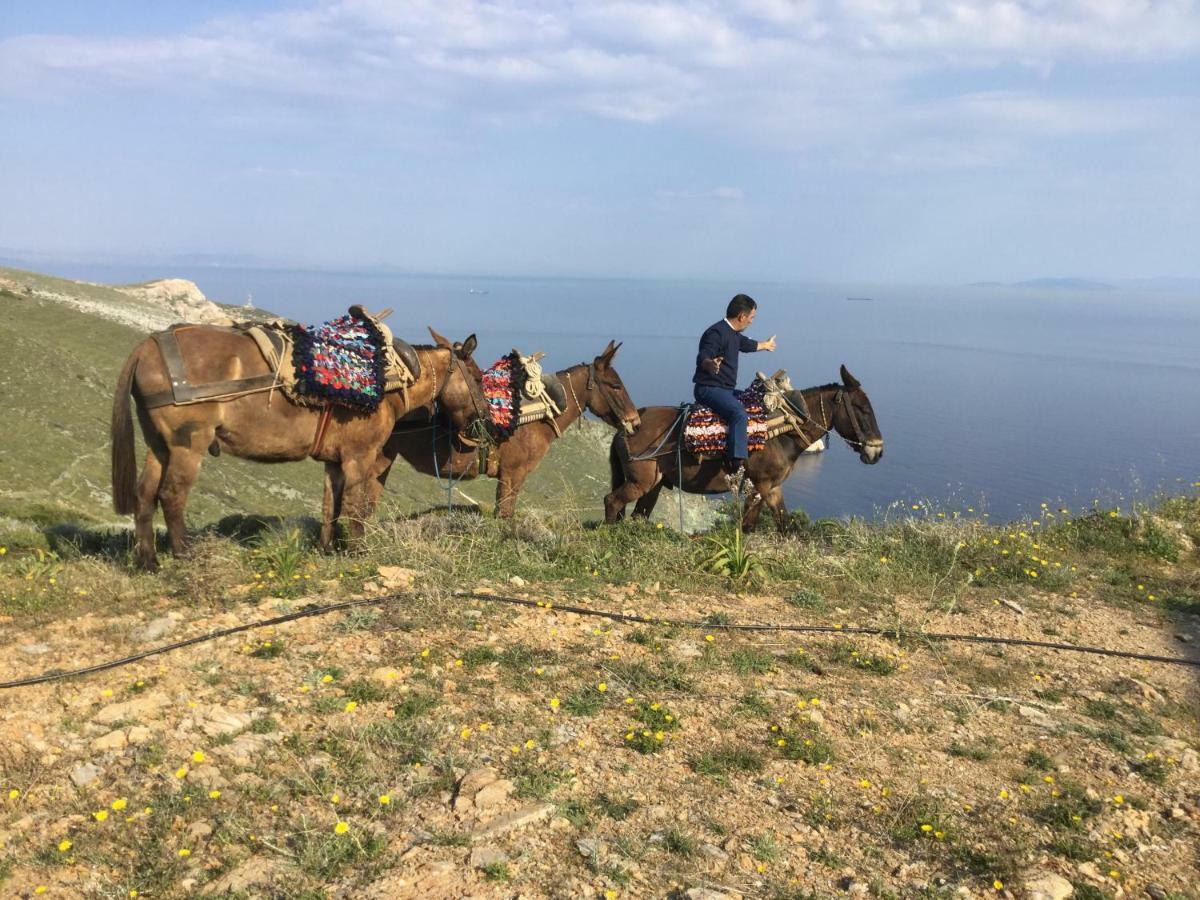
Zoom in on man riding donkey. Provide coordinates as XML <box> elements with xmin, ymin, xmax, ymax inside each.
<box><xmin>693</xmin><ymin>294</ymin><xmax>777</xmax><ymax>475</ymax></box>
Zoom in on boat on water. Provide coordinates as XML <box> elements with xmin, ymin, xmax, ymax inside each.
<box><xmin>467</xmin><ymin>288</ymin><xmax>489</xmax><ymax>295</ymax></box>
<box><xmin>845</xmin><ymin>296</ymin><xmax>875</xmax><ymax>302</ymax></box>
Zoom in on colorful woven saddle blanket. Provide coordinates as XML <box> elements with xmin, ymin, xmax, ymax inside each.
<box><xmin>291</xmin><ymin>308</ymin><xmax>391</xmax><ymax>411</ymax></box>
<box><xmin>482</xmin><ymin>351</ymin><xmax>565</xmax><ymax>439</ymax></box>
<box><xmin>683</xmin><ymin>379</ymin><xmax>771</xmax><ymax>456</ymax></box>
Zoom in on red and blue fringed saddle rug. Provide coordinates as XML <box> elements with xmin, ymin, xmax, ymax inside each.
<box><xmin>291</xmin><ymin>309</ymin><xmax>388</xmax><ymax>411</ymax></box>
<box><xmin>683</xmin><ymin>378</ymin><xmax>771</xmax><ymax>456</ymax></box>
<box><xmin>482</xmin><ymin>352</ymin><xmax>530</xmax><ymax>439</ymax></box>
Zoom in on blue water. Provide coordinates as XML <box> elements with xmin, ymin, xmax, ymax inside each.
<box><xmin>28</xmin><ymin>262</ymin><xmax>1200</xmax><ymax>523</ymax></box>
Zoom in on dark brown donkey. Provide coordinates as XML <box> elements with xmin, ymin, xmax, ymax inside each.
<box><xmin>605</xmin><ymin>365</ymin><xmax>883</xmax><ymax>530</ymax></box>
<box><xmin>111</xmin><ymin>328</ymin><xmax>489</xmax><ymax>569</ymax></box>
<box><xmin>338</xmin><ymin>339</ymin><xmax>641</xmax><ymax>526</ymax></box>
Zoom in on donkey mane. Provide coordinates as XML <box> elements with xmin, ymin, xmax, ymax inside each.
<box><xmin>803</xmin><ymin>382</ymin><xmax>843</xmax><ymax>392</ymax></box>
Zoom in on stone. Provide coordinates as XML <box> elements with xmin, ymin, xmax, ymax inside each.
<box><xmin>201</xmin><ymin>857</ymin><xmax>279</xmax><ymax>895</ymax></box>
<box><xmin>377</xmin><ymin>566</ymin><xmax>418</xmax><ymax>590</ymax></box>
<box><xmin>197</xmin><ymin>706</ymin><xmax>254</xmax><ymax>737</ymax></box>
<box><xmin>94</xmin><ymin>693</ymin><xmax>169</xmax><ymax>725</ymax></box>
<box><xmin>685</xmin><ymin>890</ymin><xmax>732</xmax><ymax>900</ymax></box>
<box><xmin>576</xmin><ymin>838</ymin><xmax>601</xmax><ymax>858</ymax></box>
<box><xmin>1018</xmin><ymin>705</ymin><xmax>1055</xmax><ymax>729</ymax></box>
<box><xmin>133</xmin><ymin>616</ymin><xmax>179</xmax><ymax>643</ymax></box>
<box><xmin>473</xmin><ymin>779</ymin><xmax>514</xmax><ymax>812</ymax></box>
<box><xmin>70</xmin><ymin>763</ymin><xmax>102</xmax><ymax>787</ymax></box>
<box><xmin>19</xmin><ymin>643</ymin><xmax>52</xmax><ymax>654</ymax></box>
<box><xmin>470</xmin><ymin>802</ymin><xmax>555</xmax><ymax>841</ymax></box>
<box><xmin>1177</xmin><ymin>749</ymin><xmax>1198</xmax><ymax>772</ymax></box>
<box><xmin>1023</xmin><ymin>871</ymin><xmax>1073</xmax><ymax>900</ymax></box>
<box><xmin>90</xmin><ymin>730</ymin><xmax>129</xmax><ymax>752</ymax></box>
<box><xmin>509</xmin><ymin>575</ymin><xmax>526</xmax><ymax>587</ymax></box>
<box><xmin>700</xmin><ymin>843</ymin><xmax>729</xmax><ymax>861</ymax></box>
<box><xmin>469</xmin><ymin>846</ymin><xmax>508</xmax><ymax>869</ymax></box>
<box><xmin>458</xmin><ymin>767</ymin><xmax>499</xmax><ymax>798</ymax></box>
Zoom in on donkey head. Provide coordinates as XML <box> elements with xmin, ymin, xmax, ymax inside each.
<box><xmin>832</xmin><ymin>364</ymin><xmax>883</xmax><ymax>464</ymax></box>
<box><xmin>590</xmin><ymin>340</ymin><xmax>641</xmax><ymax>434</ymax></box>
<box><xmin>427</xmin><ymin>327</ymin><xmax>493</xmax><ymax>441</ymax></box>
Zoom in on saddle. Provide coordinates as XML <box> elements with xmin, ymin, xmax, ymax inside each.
<box><xmin>143</xmin><ymin>306</ymin><xmax>420</xmax><ymax>410</ymax></box>
<box><xmin>683</xmin><ymin>370</ymin><xmax>807</xmax><ymax>457</ymax></box>
<box><xmin>482</xmin><ymin>351</ymin><xmax>566</xmax><ymax>439</ymax></box>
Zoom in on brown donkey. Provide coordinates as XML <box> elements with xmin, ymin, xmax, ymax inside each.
<box><xmin>337</xmin><ymin>339</ymin><xmax>641</xmax><ymax>526</ymax></box>
<box><xmin>111</xmin><ymin>328</ymin><xmax>489</xmax><ymax>569</ymax></box>
<box><xmin>605</xmin><ymin>365</ymin><xmax>883</xmax><ymax>530</ymax></box>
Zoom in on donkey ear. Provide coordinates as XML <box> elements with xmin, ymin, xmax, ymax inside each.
<box><xmin>600</xmin><ymin>340</ymin><xmax>620</xmax><ymax>363</ymax></box>
<box><xmin>428</xmin><ymin>326</ymin><xmax>452</xmax><ymax>348</ymax></box>
<box><xmin>460</xmin><ymin>334</ymin><xmax>478</xmax><ymax>357</ymax></box>
<box><xmin>840</xmin><ymin>364</ymin><xmax>860</xmax><ymax>390</ymax></box>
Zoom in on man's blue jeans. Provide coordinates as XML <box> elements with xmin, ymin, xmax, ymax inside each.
<box><xmin>694</xmin><ymin>384</ymin><xmax>748</xmax><ymax>460</ymax></box>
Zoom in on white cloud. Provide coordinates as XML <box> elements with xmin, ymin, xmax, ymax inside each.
<box><xmin>1</xmin><ymin>0</ymin><xmax>1197</xmax><ymax>155</ymax></box>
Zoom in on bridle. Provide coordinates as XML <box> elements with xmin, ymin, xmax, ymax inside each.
<box><xmin>431</xmin><ymin>348</ymin><xmax>493</xmax><ymax>452</ymax></box>
<box><xmin>789</xmin><ymin>385</ymin><xmax>871</xmax><ymax>452</ymax></box>
<box><xmin>561</xmin><ymin>363</ymin><xmax>638</xmax><ymax>433</ymax></box>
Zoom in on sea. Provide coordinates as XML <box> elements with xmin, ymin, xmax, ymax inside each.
<box><xmin>27</xmin><ymin>262</ymin><xmax>1200</xmax><ymax>525</ymax></box>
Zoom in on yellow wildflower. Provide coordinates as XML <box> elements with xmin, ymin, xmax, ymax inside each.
<box><xmin>334</xmin><ymin>821</ymin><xmax>349</xmax><ymax>834</ymax></box>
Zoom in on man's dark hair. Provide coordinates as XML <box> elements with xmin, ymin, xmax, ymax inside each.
<box><xmin>726</xmin><ymin>294</ymin><xmax>757</xmax><ymax>320</ymax></box>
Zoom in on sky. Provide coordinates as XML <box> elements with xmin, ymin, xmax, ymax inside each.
<box><xmin>2</xmin><ymin>0</ymin><xmax>1199</xmax><ymax>283</ymax></box>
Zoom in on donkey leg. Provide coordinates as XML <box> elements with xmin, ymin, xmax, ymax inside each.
<box><xmin>762</xmin><ymin>485</ymin><xmax>789</xmax><ymax>532</ymax></box>
<box><xmin>133</xmin><ymin>447</ymin><xmax>166</xmax><ymax>570</ymax></box>
<box><xmin>631</xmin><ymin>478</ymin><xmax>665</xmax><ymax>519</ymax></box>
<box><xmin>495</xmin><ymin>464</ymin><xmax>531</xmax><ymax>519</ymax></box>
<box><xmin>741</xmin><ymin>477</ymin><xmax>768</xmax><ymax>533</ymax></box>
<box><xmin>158</xmin><ymin>446</ymin><xmax>205</xmax><ymax>557</ymax></box>
<box><xmin>604</xmin><ymin>462</ymin><xmax>656</xmax><ymax>523</ymax></box>
<box><xmin>319</xmin><ymin>462</ymin><xmax>345</xmax><ymax>553</ymax></box>
<box><xmin>339</xmin><ymin>458</ymin><xmax>374</xmax><ymax>549</ymax></box>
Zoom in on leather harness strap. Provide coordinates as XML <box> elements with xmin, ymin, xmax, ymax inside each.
<box><xmin>143</xmin><ymin>327</ymin><xmax>279</xmax><ymax>409</ymax></box>
<box><xmin>309</xmin><ymin>402</ymin><xmax>336</xmax><ymax>458</ymax></box>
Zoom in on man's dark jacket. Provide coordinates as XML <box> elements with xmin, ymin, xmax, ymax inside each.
<box><xmin>693</xmin><ymin>319</ymin><xmax>758</xmax><ymax>390</ymax></box>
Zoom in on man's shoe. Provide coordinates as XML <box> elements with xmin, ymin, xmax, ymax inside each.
<box><xmin>723</xmin><ymin>457</ymin><xmax>746</xmax><ymax>475</ymax></box>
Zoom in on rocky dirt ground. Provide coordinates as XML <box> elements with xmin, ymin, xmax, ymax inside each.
<box><xmin>2</xmin><ymin>562</ymin><xmax>1198</xmax><ymax>899</ymax></box>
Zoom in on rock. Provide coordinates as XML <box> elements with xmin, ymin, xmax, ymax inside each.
<box><xmin>455</xmin><ymin>768</ymin><xmax>498</xmax><ymax>811</ymax></box>
<box><xmin>576</xmin><ymin>838</ymin><xmax>601</xmax><ymax>858</ymax></box>
<box><xmin>90</xmin><ymin>730</ymin><xmax>129</xmax><ymax>752</ymax></box>
<box><xmin>685</xmin><ymin>890</ymin><xmax>732</xmax><ymax>900</ymax></box>
<box><xmin>700</xmin><ymin>843</ymin><xmax>729</xmax><ymax>861</ymax></box>
<box><xmin>94</xmin><ymin>693</ymin><xmax>169</xmax><ymax>726</ymax></box>
<box><xmin>195</xmin><ymin>706</ymin><xmax>254</xmax><ymax>737</ymax></box>
<box><xmin>645</xmin><ymin>804</ymin><xmax>672</xmax><ymax>821</ymax></box>
<box><xmin>473</xmin><ymin>779</ymin><xmax>514</xmax><ymax>812</ymax></box>
<box><xmin>1145</xmin><ymin>883</ymin><xmax>1168</xmax><ymax>900</ymax></box>
<box><xmin>1179</xmin><ymin>749</ymin><xmax>1198</xmax><ymax>772</ymax></box>
<box><xmin>19</xmin><ymin>643</ymin><xmax>52</xmax><ymax>654</ymax></box>
<box><xmin>469</xmin><ymin>845</ymin><xmax>508</xmax><ymax>869</ymax></box>
<box><xmin>201</xmin><ymin>856</ymin><xmax>279</xmax><ymax>895</ymax></box>
<box><xmin>509</xmin><ymin>575</ymin><xmax>526</xmax><ymax>588</ymax></box>
<box><xmin>188</xmin><ymin>821</ymin><xmax>213</xmax><ymax>841</ymax></box>
<box><xmin>377</xmin><ymin>566</ymin><xmax>418</xmax><ymax>590</ymax></box>
<box><xmin>133</xmin><ymin>615</ymin><xmax>180</xmax><ymax>643</ymax></box>
<box><xmin>1023</xmin><ymin>871</ymin><xmax>1073</xmax><ymax>900</ymax></box>
<box><xmin>470</xmin><ymin>802</ymin><xmax>555</xmax><ymax>841</ymax></box>
<box><xmin>70</xmin><ymin>763</ymin><xmax>102</xmax><ymax>787</ymax></box>
<box><xmin>1018</xmin><ymin>706</ymin><xmax>1055</xmax><ymax>729</ymax></box>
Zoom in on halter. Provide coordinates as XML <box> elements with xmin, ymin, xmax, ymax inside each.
<box><xmin>560</xmin><ymin>363</ymin><xmax>637</xmax><ymax>432</ymax></box>
<box><xmin>431</xmin><ymin>348</ymin><xmax>493</xmax><ymax>452</ymax></box>
<box><xmin>790</xmin><ymin>386</ymin><xmax>870</xmax><ymax>452</ymax></box>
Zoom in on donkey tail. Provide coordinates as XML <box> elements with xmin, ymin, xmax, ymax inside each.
<box><xmin>111</xmin><ymin>348</ymin><xmax>141</xmax><ymax>515</ymax></box>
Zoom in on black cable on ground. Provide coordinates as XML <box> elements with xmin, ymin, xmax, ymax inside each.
<box><xmin>2</xmin><ymin>588</ymin><xmax>1197</xmax><ymax>691</ymax></box>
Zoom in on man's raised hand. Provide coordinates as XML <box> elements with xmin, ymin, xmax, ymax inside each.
<box><xmin>759</xmin><ymin>336</ymin><xmax>777</xmax><ymax>352</ymax></box>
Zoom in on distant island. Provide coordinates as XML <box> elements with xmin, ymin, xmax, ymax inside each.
<box><xmin>968</xmin><ymin>277</ymin><xmax>1114</xmax><ymax>290</ymax></box>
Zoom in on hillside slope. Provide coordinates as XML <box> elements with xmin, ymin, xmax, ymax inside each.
<box><xmin>0</xmin><ymin>267</ymin><xmax>686</xmax><ymax>532</ymax></box>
